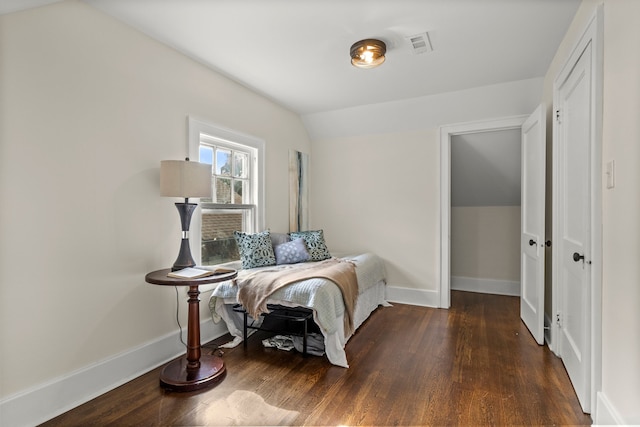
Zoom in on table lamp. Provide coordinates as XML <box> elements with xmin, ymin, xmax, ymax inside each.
<box><xmin>160</xmin><ymin>158</ymin><xmax>212</xmax><ymax>271</ymax></box>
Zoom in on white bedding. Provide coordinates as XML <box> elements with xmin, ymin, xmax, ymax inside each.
<box><xmin>208</xmin><ymin>252</ymin><xmax>388</xmax><ymax>368</ymax></box>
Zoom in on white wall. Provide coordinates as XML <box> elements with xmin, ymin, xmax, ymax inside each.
<box><xmin>307</xmin><ymin>81</ymin><xmax>541</xmax><ymax>305</ymax></box>
<box><xmin>451</xmin><ymin>206</ymin><xmax>521</xmax><ymax>283</ymax></box>
<box><xmin>311</xmin><ymin>128</ymin><xmax>440</xmax><ymax>300</ymax></box>
<box><xmin>0</xmin><ymin>0</ymin><xmax>310</xmax><ymax>420</ymax></box>
<box><xmin>599</xmin><ymin>1</ymin><xmax>640</xmax><ymax>423</ymax></box>
<box><xmin>303</xmin><ymin>78</ymin><xmax>543</xmax><ymax>141</ymax></box>
<box><xmin>542</xmin><ymin>0</ymin><xmax>640</xmax><ymax>424</ymax></box>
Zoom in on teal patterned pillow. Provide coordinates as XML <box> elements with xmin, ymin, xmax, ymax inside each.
<box><xmin>234</xmin><ymin>230</ymin><xmax>276</xmax><ymax>269</ymax></box>
<box><xmin>274</xmin><ymin>238</ymin><xmax>310</xmax><ymax>265</ymax></box>
<box><xmin>289</xmin><ymin>230</ymin><xmax>331</xmax><ymax>261</ymax></box>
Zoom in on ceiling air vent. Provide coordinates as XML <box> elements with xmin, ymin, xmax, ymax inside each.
<box><xmin>406</xmin><ymin>31</ymin><xmax>433</xmax><ymax>55</ymax></box>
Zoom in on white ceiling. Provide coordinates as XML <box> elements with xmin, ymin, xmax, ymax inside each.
<box><xmin>2</xmin><ymin>0</ymin><xmax>582</xmax><ymax>115</ymax></box>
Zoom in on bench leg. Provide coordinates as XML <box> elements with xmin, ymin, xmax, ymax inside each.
<box><xmin>302</xmin><ymin>318</ymin><xmax>308</xmax><ymax>357</ymax></box>
<box><xmin>243</xmin><ymin>311</ymin><xmax>248</xmax><ymax>349</ymax></box>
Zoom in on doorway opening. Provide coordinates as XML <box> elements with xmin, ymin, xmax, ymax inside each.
<box><xmin>449</xmin><ymin>129</ymin><xmax>522</xmax><ymax>297</ymax></box>
<box><xmin>440</xmin><ymin>116</ymin><xmax>527</xmax><ymax>309</ymax></box>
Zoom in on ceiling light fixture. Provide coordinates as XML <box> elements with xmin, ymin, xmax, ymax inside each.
<box><xmin>350</xmin><ymin>38</ymin><xmax>386</xmax><ymax>69</ymax></box>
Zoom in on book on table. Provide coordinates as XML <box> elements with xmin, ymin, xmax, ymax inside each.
<box><xmin>167</xmin><ymin>266</ymin><xmax>235</xmax><ymax>279</ymax></box>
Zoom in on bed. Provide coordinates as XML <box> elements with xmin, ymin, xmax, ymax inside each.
<box><xmin>208</xmin><ymin>251</ymin><xmax>388</xmax><ymax>368</ymax></box>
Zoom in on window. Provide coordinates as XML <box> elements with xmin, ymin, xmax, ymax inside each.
<box><xmin>188</xmin><ymin>118</ymin><xmax>265</xmax><ymax>266</ymax></box>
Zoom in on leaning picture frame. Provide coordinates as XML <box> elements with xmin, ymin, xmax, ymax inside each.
<box><xmin>289</xmin><ymin>150</ymin><xmax>309</xmax><ymax>232</ymax></box>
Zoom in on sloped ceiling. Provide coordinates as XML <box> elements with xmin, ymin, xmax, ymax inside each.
<box><xmin>1</xmin><ymin>0</ymin><xmax>582</xmax><ymax>115</ymax></box>
<box><xmin>451</xmin><ymin>129</ymin><xmax>522</xmax><ymax>207</ymax></box>
<box><xmin>2</xmin><ymin>0</ymin><xmax>567</xmax><ymax>205</ymax></box>
<box><xmin>82</xmin><ymin>0</ymin><xmax>581</xmax><ymax>115</ymax></box>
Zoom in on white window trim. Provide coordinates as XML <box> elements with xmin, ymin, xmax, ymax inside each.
<box><xmin>187</xmin><ymin>116</ymin><xmax>266</xmax><ymax>264</ymax></box>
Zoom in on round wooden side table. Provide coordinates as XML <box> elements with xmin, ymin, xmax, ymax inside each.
<box><xmin>145</xmin><ymin>269</ymin><xmax>237</xmax><ymax>392</ymax></box>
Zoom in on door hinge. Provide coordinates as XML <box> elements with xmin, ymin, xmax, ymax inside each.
<box><xmin>555</xmin><ymin>109</ymin><xmax>561</xmax><ymax>123</ymax></box>
<box><xmin>556</xmin><ymin>312</ymin><xmax>562</xmax><ymax>327</ymax></box>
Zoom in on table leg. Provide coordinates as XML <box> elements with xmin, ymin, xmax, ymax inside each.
<box><xmin>186</xmin><ymin>285</ymin><xmax>201</xmax><ymax>369</ymax></box>
<box><xmin>159</xmin><ymin>285</ymin><xmax>226</xmax><ymax>391</ymax></box>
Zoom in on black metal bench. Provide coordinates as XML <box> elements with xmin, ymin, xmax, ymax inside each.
<box><xmin>232</xmin><ymin>304</ymin><xmax>315</xmax><ymax>356</ymax></box>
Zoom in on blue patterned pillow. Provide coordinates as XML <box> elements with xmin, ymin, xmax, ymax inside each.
<box><xmin>233</xmin><ymin>230</ymin><xmax>276</xmax><ymax>269</ymax></box>
<box><xmin>289</xmin><ymin>230</ymin><xmax>331</xmax><ymax>261</ymax></box>
<box><xmin>274</xmin><ymin>238</ymin><xmax>310</xmax><ymax>265</ymax></box>
<box><xmin>270</xmin><ymin>232</ymin><xmax>290</xmax><ymax>248</ymax></box>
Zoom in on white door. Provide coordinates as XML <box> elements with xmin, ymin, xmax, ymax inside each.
<box><xmin>555</xmin><ymin>44</ymin><xmax>592</xmax><ymax>412</ymax></box>
<box><xmin>520</xmin><ymin>104</ymin><xmax>546</xmax><ymax>345</ymax></box>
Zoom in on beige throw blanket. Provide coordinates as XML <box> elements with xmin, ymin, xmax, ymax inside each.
<box><xmin>236</xmin><ymin>258</ymin><xmax>358</xmax><ymax>337</ymax></box>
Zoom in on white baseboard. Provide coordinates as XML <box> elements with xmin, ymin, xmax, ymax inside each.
<box><xmin>0</xmin><ymin>318</ymin><xmax>229</xmax><ymax>427</ymax></box>
<box><xmin>450</xmin><ymin>276</ymin><xmax>520</xmax><ymax>296</ymax></box>
<box><xmin>386</xmin><ymin>285</ymin><xmax>440</xmax><ymax>307</ymax></box>
<box><xmin>595</xmin><ymin>391</ymin><xmax>624</xmax><ymax>425</ymax></box>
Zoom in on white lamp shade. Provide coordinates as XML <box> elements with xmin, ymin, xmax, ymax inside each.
<box><xmin>160</xmin><ymin>160</ymin><xmax>211</xmax><ymax>198</ymax></box>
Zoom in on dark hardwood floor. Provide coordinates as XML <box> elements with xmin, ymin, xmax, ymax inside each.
<box><xmin>41</xmin><ymin>291</ymin><xmax>592</xmax><ymax>426</ymax></box>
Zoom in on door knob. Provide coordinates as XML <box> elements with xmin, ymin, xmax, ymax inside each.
<box><xmin>529</xmin><ymin>239</ymin><xmax>537</xmax><ymax>246</ymax></box>
<box><xmin>573</xmin><ymin>252</ymin><xmax>585</xmax><ymax>262</ymax></box>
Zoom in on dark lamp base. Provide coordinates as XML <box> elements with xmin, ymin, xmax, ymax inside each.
<box><xmin>171</xmin><ymin>238</ymin><xmax>196</xmax><ymax>271</ymax></box>
<box><xmin>171</xmin><ymin>202</ymin><xmax>198</xmax><ymax>271</ymax></box>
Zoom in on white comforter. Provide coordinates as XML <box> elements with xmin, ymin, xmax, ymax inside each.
<box><xmin>208</xmin><ymin>252</ymin><xmax>388</xmax><ymax>367</ymax></box>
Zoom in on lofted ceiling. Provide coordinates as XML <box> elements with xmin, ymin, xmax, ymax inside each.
<box><xmin>451</xmin><ymin>129</ymin><xmax>522</xmax><ymax>207</ymax></box>
<box><xmin>1</xmin><ymin>0</ymin><xmax>582</xmax><ymax>115</ymax></box>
